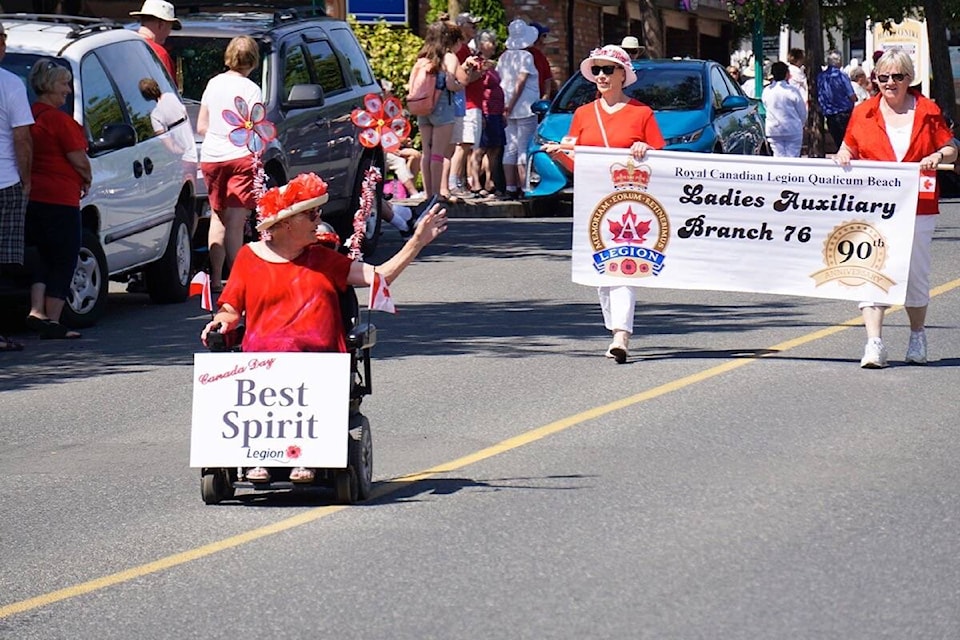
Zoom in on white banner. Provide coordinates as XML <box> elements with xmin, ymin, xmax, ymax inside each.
<box><xmin>571</xmin><ymin>148</ymin><xmax>926</xmax><ymax>304</ymax></box>
<box><xmin>190</xmin><ymin>352</ymin><xmax>350</xmax><ymax>468</ymax></box>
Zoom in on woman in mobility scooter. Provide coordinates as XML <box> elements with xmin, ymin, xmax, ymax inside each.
<box><xmin>200</xmin><ymin>172</ymin><xmax>447</xmax><ymax>493</ymax></box>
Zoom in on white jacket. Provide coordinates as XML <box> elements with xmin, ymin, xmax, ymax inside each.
<box><xmin>762</xmin><ymin>80</ymin><xmax>807</xmax><ymax>140</ymax></box>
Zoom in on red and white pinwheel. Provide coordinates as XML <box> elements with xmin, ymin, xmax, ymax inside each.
<box><xmin>350</xmin><ymin>93</ymin><xmax>410</xmax><ymax>153</ymax></box>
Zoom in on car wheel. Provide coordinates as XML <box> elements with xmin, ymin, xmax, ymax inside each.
<box><xmin>146</xmin><ymin>201</ymin><xmax>193</xmax><ymax>303</ymax></box>
<box><xmin>61</xmin><ymin>228</ymin><xmax>108</xmax><ymax>329</ymax></box>
<box><xmin>336</xmin><ymin>153</ymin><xmax>383</xmax><ymax>257</ymax></box>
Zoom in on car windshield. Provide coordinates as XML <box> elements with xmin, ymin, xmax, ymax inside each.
<box><xmin>165</xmin><ymin>36</ymin><xmax>270</xmax><ymax>102</ymax></box>
<box><xmin>0</xmin><ymin>53</ymin><xmax>73</xmax><ymax>114</ymax></box>
<box><xmin>553</xmin><ymin>67</ymin><xmax>705</xmax><ymax>113</ymax></box>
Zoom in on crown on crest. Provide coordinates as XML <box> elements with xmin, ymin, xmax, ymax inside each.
<box><xmin>610</xmin><ymin>160</ymin><xmax>651</xmax><ymax>191</ymax></box>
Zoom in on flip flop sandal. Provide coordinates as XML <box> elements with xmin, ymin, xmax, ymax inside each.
<box><xmin>0</xmin><ymin>336</ymin><xmax>24</xmax><ymax>352</ymax></box>
<box><xmin>246</xmin><ymin>467</ymin><xmax>271</xmax><ymax>482</ymax></box>
<box><xmin>25</xmin><ymin>315</ymin><xmax>51</xmax><ymax>332</ymax></box>
<box><xmin>39</xmin><ymin>322</ymin><xmax>81</xmax><ymax>340</ymax></box>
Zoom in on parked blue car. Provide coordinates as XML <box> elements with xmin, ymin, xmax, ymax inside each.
<box><xmin>526</xmin><ymin>58</ymin><xmax>769</xmax><ymax>198</ymax></box>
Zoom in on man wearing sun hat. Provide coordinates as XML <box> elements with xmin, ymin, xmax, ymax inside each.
<box><xmin>497</xmin><ymin>19</ymin><xmax>540</xmax><ymax>199</ymax></box>
<box><xmin>131</xmin><ymin>0</ymin><xmax>180</xmax><ymax>82</ymax></box>
<box><xmin>620</xmin><ymin>36</ymin><xmax>646</xmax><ymax>61</ymax></box>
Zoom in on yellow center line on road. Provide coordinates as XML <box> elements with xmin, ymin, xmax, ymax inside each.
<box><xmin>3</xmin><ymin>278</ymin><xmax>959</xmax><ymax>620</ymax></box>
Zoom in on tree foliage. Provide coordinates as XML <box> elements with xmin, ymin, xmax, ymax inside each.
<box><xmin>348</xmin><ymin>17</ymin><xmax>423</xmax><ymax>102</ymax></box>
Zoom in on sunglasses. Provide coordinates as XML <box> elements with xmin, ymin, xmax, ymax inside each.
<box><xmin>591</xmin><ymin>64</ymin><xmax>618</xmax><ymax>76</ymax></box>
<box><xmin>302</xmin><ymin>209</ymin><xmax>320</xmax><ymax>222</ymax></box>
<box><xmin>876</xmin><ymin>73</ymin><xmax>907</xmax><ymax>83</ymax></box>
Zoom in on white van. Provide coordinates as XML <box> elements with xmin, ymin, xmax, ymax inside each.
<box><xmin>0</xmin><ymin>15</ymin><xmax>197</xmax><ymax>326</ymax></box>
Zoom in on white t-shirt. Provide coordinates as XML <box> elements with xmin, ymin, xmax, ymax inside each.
<box><xmin>151</xmin><ymin>92</ymin><xmax>198</xmax><ymax>163</ymax></box>
<box><xmin>0</xmin><ymin>68</ymin><xmax>36</xmax><ymax>189</ymax></box>
<box><xmin>199</xmin><ymin>72</ymin><xmax>263</xmax><ymax>162</ymax></box>
<box><xmin>497</xmin><ymin>49</ymin><xmax>540</xmax><ymax>120</ymax></box>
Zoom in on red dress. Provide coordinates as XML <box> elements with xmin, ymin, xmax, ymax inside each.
<box><xmin>568</xmin><ymin>99</ymin><xmax>665</xmax><ymax>149</ymax></box>
<box><xmin>219</xmin><ymin>244</ymin><xmax>353</xmax><ymax>353</ymax></box>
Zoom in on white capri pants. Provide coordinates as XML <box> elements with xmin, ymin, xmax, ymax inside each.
<box><xmin>503</xmin><ymin>115</ymin><xmax>538</xmax><ymax>165</ymax></box>
<box><xmin>598</xmin><ymin>285</ymin><xmax>636</xmax><ymax>334</ymax></box>
<box><xmin>859</xmin><ymin>213</ymin><xmax>936</xmax><ymax>309</ymax></box>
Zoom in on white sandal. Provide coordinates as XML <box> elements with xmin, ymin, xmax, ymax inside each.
<box><xmin>246</xmin><ymin>467</ymin><xmax>270</xmax><ymax>482</ymax></box>
<box><xmin>289</xmin><ymin>467</ymin><xmax>315</xmax><ymax>483</ymax></box>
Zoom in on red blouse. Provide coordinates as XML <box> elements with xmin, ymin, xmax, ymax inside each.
<box><xmin>842</xmin><ymin>90</ymin><xmax>954</xmax><ymax>215</ymax></box>
<box><xmin>568</xmin><ymin>99</ymin><xmax>665</xmax><ymax>150</ymax></box>
<box><xmin>219</xmin><ymin>244</ymin><xmax>353</xmax><ymax>353</ymax></box>
<box><xmin>30</xmin><ymin>103</ymin><xmax>88</xmax><ymax>207</ymax></box>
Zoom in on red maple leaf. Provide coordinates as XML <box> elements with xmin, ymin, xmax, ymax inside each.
<box><xmin>608</xmin><ymin>206</ymin><xmax>652</xmax><ymax>244</ymax></box>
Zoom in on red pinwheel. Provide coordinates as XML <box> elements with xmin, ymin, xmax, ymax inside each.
<box><xmin>350</xmin><ymin>93</ymin><xmax>410</xmax><ymax>153</ymax></box>
<box><xmin>223</xmin><ymin>96</ymin><xmax>277</xmax><ymax>154</ymax></box>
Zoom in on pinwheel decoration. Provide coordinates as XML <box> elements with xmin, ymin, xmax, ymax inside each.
<box><xmin>224</xmin><ymin>96</ymin><xmax>277</xmax><ymax>153</ymax></box>
<box><xmin>350</xmin><ymin>93</ymin><xmax>410</xmax><ymax>153</ymax></box>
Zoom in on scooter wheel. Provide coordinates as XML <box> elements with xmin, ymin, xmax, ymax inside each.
<box><xmin>348</xmin><ymin>414</ymin><xmax>373</xmax><ymax>500</ymax></box>
<box><xmin>201</xmin><ymin>468</ymin><xmax>234</xmax><ymax>505</ymax></box>
<box><xmin>335</xmin><ymin>468</ymin><xmax>358</xmax><ymax>505</ymax></box>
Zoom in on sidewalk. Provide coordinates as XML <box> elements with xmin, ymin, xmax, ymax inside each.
<box><xmin>392</xmin><ymin>195</ymin><xmax>569</xmax><ymax>219</ymax></box>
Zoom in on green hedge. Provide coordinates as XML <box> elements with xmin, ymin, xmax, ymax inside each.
<box><xmin>348</xmin><ymin>17</ymin><xmax>423</xmax><ymax>102</ymax></box>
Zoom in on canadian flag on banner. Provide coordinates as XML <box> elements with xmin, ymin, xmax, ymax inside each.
<box><xmin>189</xmin><ymin>271</ymin><xmax>213</xmax><ymax>312</ymax></box>
<box><xmin>369</xmin><ymin>271</ymin><xmax>396</xmax><ymax>313</ymax></box>
<box><xmin>919</xmin><ymin>170</ymin><xmax>937</xmax><ymax>200</ymax></box>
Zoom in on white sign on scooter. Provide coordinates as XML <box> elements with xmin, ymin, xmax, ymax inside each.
<box><xmin>190</xmin><ymin>352</ymin><xmax>350</xmax><ymax>468</ymax></box>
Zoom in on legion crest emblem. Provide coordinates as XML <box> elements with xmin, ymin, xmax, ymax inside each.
<box><xmin>588</xmin><ymin>159</ymin><xmax>670</xmax><ymax>277</ymax></box>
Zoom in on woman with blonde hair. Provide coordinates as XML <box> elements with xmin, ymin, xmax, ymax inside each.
<box><xmin>198</xmin><ymin>35</ymin><xmax>262</xmax><ymax>292</ymax></box>
<box><xmin>834</xmin><ymin>48</ymin><xmax>958</xmax><ymax>367</ymax></box>
<box><xmin>23</xmin><ymin>58</ymin><xmax>91</xmax><ymax>339</ymax></box>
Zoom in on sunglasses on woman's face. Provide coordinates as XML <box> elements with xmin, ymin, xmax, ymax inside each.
<box><xmin>876</xmin><ymin>73</ymin><xmax>907</xmax><ymax>83</ymax></box>
<box><xmin>298</xmin><ymin>209</ymin><xmax>320</xmax><ymax>222</ymax></box>
<box><xmin>591</xmin><ymin>64</ymin><xmax>618</xmax><ymax>76</ymax></box>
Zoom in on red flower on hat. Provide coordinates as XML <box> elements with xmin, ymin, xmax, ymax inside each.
<box><xmin>223</xmin><ymin>96</ymin><xmax>277</xmax><ymax>154</ymax></box>
<box><xmin>350</xmin><ymin>93</ymin><xmax>410</xmax><ymax>154</ymax></box>
<box><xmin>257</xmin><ymin>173</ymin><xmax>328</xmax><ymax>220</ymax></box>
<box><xmin>590</xmin><ymin>46</ymin><xmax>630</xmax><ymax>66</ymax></box>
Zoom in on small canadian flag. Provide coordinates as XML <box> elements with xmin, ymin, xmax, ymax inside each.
<box><xmin>369</xmin><ymin>271</ymin><xmax>396</xmax><ymax>313</ymax></box>
<box><xmin>919</xmin><ymin>170</ymin><xmax>937</xmax><ymax>200</ymax></box>
<box><xmin>189</xmin><ymin>271</ymin><xmax>213</xmax><ymax>312</ymax></box>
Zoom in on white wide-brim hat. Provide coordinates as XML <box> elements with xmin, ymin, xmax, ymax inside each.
<box><xmin>256</xmin><ymin>173</ymin><xmax>330</xmax><ymax>231</ymax></box>
<box><xmin>580</xmin><ymin>45</ymin><xmax>637</xmax><ymax>87</ymax></box>
<box><xmin>505</xmin><ymin>19</ymin><xmax>539</xmax><ymax>50</ymax></box>
<box><xmin>130</xmin><ymin>0</ymin><xmax>182</xmax><ymax>29</ymax></box>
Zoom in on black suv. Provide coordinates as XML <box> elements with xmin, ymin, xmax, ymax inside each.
<box><xmin>165</xmin><ymin>6</ymin><xmax>384</xmax><ymax>252</ymax></box>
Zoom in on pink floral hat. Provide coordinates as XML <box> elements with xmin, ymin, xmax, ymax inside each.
<box><xmin>580</xmin><ymin>45</ymin><xmax>637</xmax><ymax>87</ymax></box>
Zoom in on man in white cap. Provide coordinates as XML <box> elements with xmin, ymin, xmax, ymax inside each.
<box><xmin>620</xmin><ymin>36</ymin><xmax>645</xmax><ymax>60</ymax></box>
<box><xmin>131</xmin><ymin>0</ymin><xmax>181</xmax><ymax>83</ymax></box>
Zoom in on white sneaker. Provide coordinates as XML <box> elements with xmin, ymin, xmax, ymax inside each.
<box><xmin>605</xmin><ymin>331</ymin><xmax>629</xmax><ymax>364</ymax></box>
<box><xmin>860</xmin><ymin>338</ymin><xmax>888</xmax><ymax>369</ymax></box>
<box><xmin>905</xmin><ymin>330</ymin><xmax>927</xmax><ymax>365</ymax></box>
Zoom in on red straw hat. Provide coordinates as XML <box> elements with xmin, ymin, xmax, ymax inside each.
<box><xmin>256</xmin><ymin>173</ymin><xmax>329</xmax><ymax>231</ymax></box>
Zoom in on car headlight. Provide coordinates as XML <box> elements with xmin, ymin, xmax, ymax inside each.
<box><xmin>664</xmin><ymin>126</ymin><xmax>707</xmax><ymax>146</ymax></box>
<box><xmin>533</xmin><ymin>131</ymin><xmax>557</xmax><ymax>146</ymax></box>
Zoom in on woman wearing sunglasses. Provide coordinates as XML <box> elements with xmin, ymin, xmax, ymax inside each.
<box><xmin>542</xmin><ymin>45</ymin><xmax>665</xmax><ymax>364</ymax></box>
<box><xmin>834</xmin><ymin>48</ymin><xmax>958</xmax><ymax>368</ymax></box>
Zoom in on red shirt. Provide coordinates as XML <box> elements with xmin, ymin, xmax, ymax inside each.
<box><xmin>145</xmin><ymin>37</ymin><xmax>176</xmax><ymax>84</ymax></box>
<box><xmin>842</xmin><ymin>90</ymin><xmax>953</xmax><ymax>215</ymax></box>
<box><xmin>568</xmin><ymin>99</ymin><xmax>665</xmax><ymax>149</ymax></box>
<box><xmin>527</xmin><ymin>47</ymin><xmax>553</xmax><ymax>98</ymax></box>
<box><xmin>29</xmin><ymin>103</ymin><xmax>88</xmax><ymax>207</ymax></box>
<box><xmin>481</xmin><ymin>67</ymin><xmax>504</xmax><ymax>116</ymax></box>
<box><xmin>220</xmin><ymin>244</ymin><xmax>353</xmax><ymax>353</ymax></box>
<box><xmin>457</xmin><ymin>42</ymin><xmax>484</xmax><ymax>110</ymax></box>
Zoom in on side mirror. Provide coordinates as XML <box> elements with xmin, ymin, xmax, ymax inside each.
<box><xmin>88</xmin><ymin>123</ymin><xmax>137</xmax><ymax>154</ymax></box>
<box><xmin>284</xmin><ymin>83</ymin><xmax>325</xmax><ymax>109</ymax></box>
<box><xmin>531</xmin><ymin>99</ymin><xmax>551</xmax><ymax>116</ymax></box>
<box><xmin>720</xmin><ymin>95</ymin><xmax>749</xmax><ymax>111</ymax></box>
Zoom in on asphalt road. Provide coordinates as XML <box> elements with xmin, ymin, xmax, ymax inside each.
<box><xmin>2</xmin><ymin>208</ymin><xmax>960</xmax><ymax>639</ymax></box>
